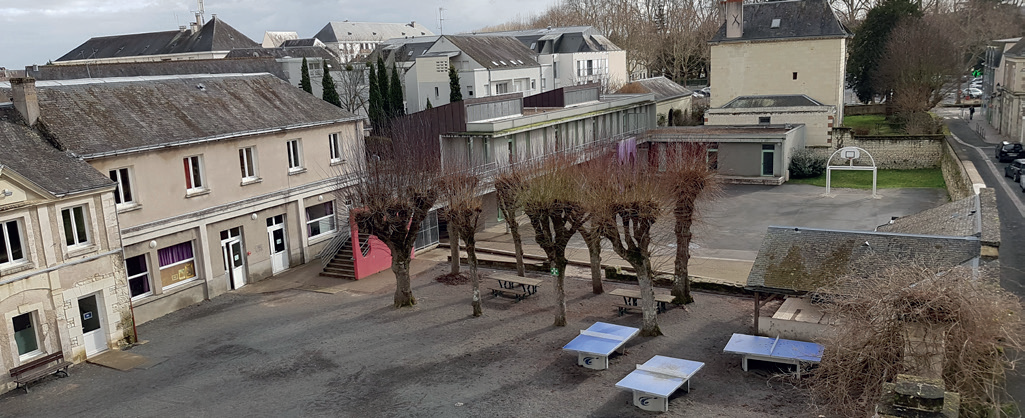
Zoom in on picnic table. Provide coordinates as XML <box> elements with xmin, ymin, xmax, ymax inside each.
<box><xmin>562</xmin><ymin>322</ymin><xmax>639</xmax><ymax>370</ymax></box>
<box><xmin>722</xmin><ymin>333</ymin><xmax>824</xmax><ymax>376</ymax></box>
<box><xmin>609</xmin><ymin>288</ymin><xmax>675</xmax><ymax>315</ymax></box>
<box><xmin>615</xmin><ymin>355</ymin><xmax>705</xmax><ymax>412</ymax></box>
<box><xmin>488</xmin><ymin>273</ymin><xmax>543</xmax><ymax>301</ymax></box>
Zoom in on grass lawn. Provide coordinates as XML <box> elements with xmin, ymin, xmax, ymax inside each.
<box><xmin>843</xmin><ymin>114</ymin><xmax>898</xmax><ymax>134</ymax></box>
<box><xmin>788</xmin><ymin>168</ymin><xmax>946</xmax><ymax>189</ymax></box>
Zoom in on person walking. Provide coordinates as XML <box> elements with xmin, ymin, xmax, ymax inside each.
<box><xmin>970</xmin><ymin>106</ymin><xmax>975</xmax><ymax>120</ymax></box>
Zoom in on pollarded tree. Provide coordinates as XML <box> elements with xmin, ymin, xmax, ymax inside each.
<box><xmin>522</xmin><ymin>157</ymin><xmax>587</xmax><ymax>327</ymax></box>
<box><xmin>439</xmin><ymin>168</ymin><xmax>486</xmax><ymax>316</ymax></box>
<box><xmin>322</xmin><ymin>68</ymin><xmax>342</xmax><ymax>108</ymax></box>
<box><xmin>495</xmin><ymin>165</ymin><xmax>529</xmax><ymax>277</ymax></box>
<box><xmin>660</xmin><ymin>142</ymin><xmax>717</xmax><ymax>305</ymax></box>
<box><xmin>300</xmin><ymin>57</ymin><xmax>313</xmax><ymax>94</ymax></box>
<box><xmin>449</xmin><ymin>65</ymin><xmax>463</xmax><ymax>103</ymax></box>
<box><xmin>345</xmin><ymin>120</ymin><xmax>439</xmax><ymax>307</ymax></box>
<box><xmin>585</xmin><ymin>150</ymin><xmax>671</xmax><ymax>337</ymax></box>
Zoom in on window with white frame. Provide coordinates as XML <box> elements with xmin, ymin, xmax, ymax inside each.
<box><xmin>125</xmin><ymin>254</ymin><xmax>151</xmax><ymax>299</ymax></box>
<box><xmin>183</xmin><ymin>155</ymin><xmax>205</xmax><ymax>192</ymax></box>
<box><xmin>157</xmin><ymin>241</ymin><xmax>196</xmax><ymax>289</ymax></box>
<box><xmin>108</xmin><ymin>168</ymin><xmax>134</xmax><ymax>206</ymax></box>
<box><xmin>61</xmin><ymin>205</ymin><xmax>90</xmax><ymax>247</ymax></box>
<box><xmin>287</xmin><ymin>140</ymin><xmax>303</xmax><ymax>172</ymax></box>
<box><xmin>306</xmin><ymin>201</ymin><xmax>335</xmax><ymax>238</ymax></box>
<box><xmin>0</xmin><ymin>219</ymin><xmax>26</xmax><ymax>267</ymax></box>
<box><xmin>239</xmin><ymin>147</ymin><xmax>258</xmax><ymax>181</ymax></box>
<box><xmin>12</xmin><ymin>312</ymin><xmax>39</xmax><ymax>358</ymax></box>
<box><xmin>329</xmin><ymin>133</ymin><xmax>342</xmax><ymax>162</ymax></box>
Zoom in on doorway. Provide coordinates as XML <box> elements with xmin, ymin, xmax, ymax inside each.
<box><xmin>761</xmin><ymin>144</ymin><xmax>775</xmax><ymax>176</ymax></box>
<box><xmin>221</xmin><ymin>227</ymin><xmax>247</xmax><ymax>289</ymax></box>
<box><xmin>267</xmin><ymin>215</ymin><xmax>289</xmax><ymax>274</ymax></box>
<box><xmin>78</xmin><ymin>294</ymin><xmax>108</xmax><ymax>356</ymax></box>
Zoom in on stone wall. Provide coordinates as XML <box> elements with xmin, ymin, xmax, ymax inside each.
<box><xmin>838</xmin><ymin>135</ymin><xmax>945</xmax><ymax>169</ymax></box>
<box><xmin>844</xmin><ymin>103</ymin><xmax>887</xmax><ymax>116</ymax></box>
<box><xmin>940</xmin><ymin>139</ymin><xmax>974</xmax><ymax>201</ymax></box>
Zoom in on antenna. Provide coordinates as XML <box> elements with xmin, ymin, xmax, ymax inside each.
<box><xmin>193</xmin><ymin>0</ymin><xmax>206</xmax><ymax>24</ymax></box>
<box><xmin>438</xmin><ymin>7</ymin><xmax>445</xmax><ymax>35</ymax></box>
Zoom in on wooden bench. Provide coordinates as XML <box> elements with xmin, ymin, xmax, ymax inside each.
<box><xmin>609</xmin><ymin>289</ymin><xmax>677</xmax><ymax>315</ymax></box>
<box><xmin>489</xmin><ymin>274</ymin><xmax>543</xmax><ymax>301</ymax></box>
<box><xmin>488</xmin><ymin>286</ymin><xmax>531</xmax><ymax>301</ymax></box>
<box><xmin>9</xmin><ymin>351</ymin><xmax>71</xmax><ymax>393</ymax></box>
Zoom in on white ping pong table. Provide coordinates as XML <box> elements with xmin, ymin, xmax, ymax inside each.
<box><xmin>615</xmin><ymin>355</ymin><xmax>705</xmax><ymax>412</ymax></box>
<box><xmin>722</xmin><ymin>333</ymin><xmax>823</xmax><ymax>376</ymax></box>
<box><xmin>561</xmin><ymin>322</ymin><xmax>639</xmax><ymax>370</ymax></box>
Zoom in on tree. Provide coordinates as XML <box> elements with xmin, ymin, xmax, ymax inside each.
<box><xmin>300</xmin><ymin>57</ymin><xmax>313</xmax><ymax>94</ymax></box>
<box><xmin>662</xmin><ymin>143</ymin><xmax>716</xmax><ymax>305</ymax></box>
<box><xmin>522</xmin><ymin>157</ymin><xmax>587</xmax><ymax>327</ymax></box>
<box><xmin>439</xmin><ymin>169</ymin><xmax>486</xmax><ymax>316</ymax></box>
<box><xmin>368</xmin><ymin>62</ymin><xmax>384</xmax><ymax>132</ymax></box>
<box><xmin>449</xmin><ymin>65</ymin><xmax>463</xmax><ymax>103</ymax></box>
<box><xmin>495</xmin><ymin>166</ymin><xmax>529</xmax><ymax>277</ymax></box>
<box><xmin>345</xmin><ymin>120</ymin><xmax>440</xmax><ymax>308</ymax></box>
<box><xmin>846</xmin><ymin>0</ymin><xmax>921</xmax><ymax>103</ymax></box>
<box><xmin>377</xmin><ymin>57</ymin><xmax>390</xmax><ymax>118</ymax></box>
<box><xmin>809</xmin><ymin>265</ymin><xmax>1024</xmax><ymax>417</ymax></box>
<box><xmin>425</xmin><ymin>98</ymin><xmax>433</xmax><ymax>109</ymax></box>
<box><xmin>338</xmin><ymin>63</ymin><xmax>369</xmax><ymax>116</ymax></box>
<box><xmin>389</xmin><ymin>63</ymin><xmax>405</xmax><ymax>118</ymax></box>
<box><xmin>873</xmin><ymin>16</ymin><xmax>958</xmax><ymax>126</ymax></box>
<box><xmin>322</xmin><ymin>68</ymin><xmax>342</xmax><ymax>108</ymax></box>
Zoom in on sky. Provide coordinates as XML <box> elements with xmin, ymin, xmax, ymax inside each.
<box><xmin>0</xmin><ymin>0</ymin><xmax>558</xmax><ymax>69</ymax></box>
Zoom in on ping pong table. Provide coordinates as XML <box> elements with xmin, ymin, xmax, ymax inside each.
<box><xmin>561</xmin><ymin>322</ymin><xmax>639</xmax><ymax>370</ymax></box>
<box><xmin>722</xmin><ymin>333</ymin><xmax>823</xmax><ymax>376</ymax></box>
<box><xmin>615</xmin><ymin>355</ymin><xmax>705</xmax><ymax>412</ymax></box>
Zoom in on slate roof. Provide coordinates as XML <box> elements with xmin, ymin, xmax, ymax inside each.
<box><xmin>27</xmin><ymin>58</ymin><xmax>286</xmax><ymax>81</ymax></box>
<box><xmin>475</xmin><ymin>26</ymin><xmax>621</xmax><ymax>53</ymax></box>
<box><xmin>0</xmin><ymin>74</ymin><xmax>358</xmax><ymax>158</ymax></box>
<box><xmin>746</xmin><ymin>226</ymin><xmax>980</xmax><ymax>294</ymax></box>
<box><xmin>1003</xmin><ymin>37</ymin><xmax>1025</xmax><ymax>58</ymax></box>
<box><xmin>225</xmin><ymin>46</ymin><xmax>339</xmax><ymax>61</ymax></box>
<box><xmin>280</xmin><ymin>38</ymin><xmax>324</xmax><ymax>48</ymax></box>
<box><xmin>443</xmin><ymin>36</ymin><xmax>539</xmax><ymax>70</ymax></box>
<box><xmin>721</xmin><ymin>95</ymin><xmax>824</xmax><ymax>108</ymax></box>
<box><xmin>56</xmin><ymin>17</ymin><xmax>259</xmax><ymax>62</ymax></box>
<box><xmin>618</xmin><ymin>77</ymin><xmax>692</xmax><ymax>101</ymax></box>
<box><xmin>709</xmin><ymin>0</ymin><xmax>852</xmax><ymax>44</ymax></box>
<box><xmin>314</xmin><ymin>21</ymin><xmax>434</xmax><ymax>43</ymax></box>
<box><xmin>262</xmin><ymin>31</ymin><xmax>299</xmax><ymax>47</ymax></box>
<box><xmin>0</xmin><ymin>107</ymin><xmax>113</xmax><ymax>196</ymax></box>
<box><xmin>876</xmin><ymin>188</ymin><xmax>1000</xmax><ymax>248</ymax></box>
<box><xmin>372</xmin><ymin>36</ymin><xmax>441</xmax><ymax>63</ymax></box>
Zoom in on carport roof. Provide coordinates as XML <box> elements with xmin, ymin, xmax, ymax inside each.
<box><xmin>746</xmin><ymin>226</ymin><xmax>980</xmax><ymax>295</ymax></box>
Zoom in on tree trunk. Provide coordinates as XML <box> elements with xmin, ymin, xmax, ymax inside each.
<box><xmin>466</xmin><ymin>237</ymin><xmax>482</xmax><ymax>317</ymax></box>
<box><xmin>391</xmin><ymin>252</ymin><xmax>416</xmax><ymax>307</ymax></box>
<box><xmin>448</xmin><ymin>221</ymin><xmax>460</xmax><ymax>275</ymax></box>
<box><xmin>503</xmin><ymin>210</ymin><xmax>526</xmax><ymax>277</ymax></box>
<box><xmin>553</xmin><ymin>257</ymin><xmax>568</xmax><ymax>327</ymax></box>
<box><xmin>635</xmin><ymin>260</ymin><xmax>663</xmax><ymax>337</ymax></box>
<box><xmin>672</xmin><ymin>199</ymin><xmax>696</xmax><ymax>305</ymax></box>
<box><xmin>581</xmin><ymin>229</ymin><xmax>604</xmax><ymax>294</ymax></box>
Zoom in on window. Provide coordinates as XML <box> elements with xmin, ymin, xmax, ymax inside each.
<box><xmin>435</xmin><ymin>87</ymin><xmax>440</xmax><ymax>98</ymax></box>
<box><xmin>542</xmin><ymin>78</ymin><xmax>546</xmax><ymax>89</ymax></box>
<box><xmin>759</xmin><ymin>116</ymin><xmax>771</xmax><ymax>125</ymax></box>
<box><xmin>12</xmin><ymin>312</ymin><xmax>39</xmax><ymax>358</ymax></box>
<box><xmin>287</xmin><ymin>140</ymin><xmax>303</xmax><ymax>172</ymax></box>
<box><xmin>496</xmin><ymin>83</ymin><xmax>508</xmax><ymax>94</ymax></box>
<box><xmin>61</xmin><ymin>205</ymin><xmax>90</xmax><ymax>247</ymax></box>
<box><xmin>183</xmin><ymin>156</ymin><xmax>205</xmax><ymax>192</ymax></box>
<box><xmin>329</xmin><ymin>133</ymin><xmax>341</xmax><ymax>162</ymax></box>
<box><xmin>531</xmin><ymin>79</ymin><xmax>536</xmax><ymax>90</ymax></box>
<box><xmin>306</xmin><ymin>202</ymin><xmax>336</xmax><ymax>238</ymax></box>
<box><xmin>158</xmin><ymin>242</ymin><xmax>196</xmax><ymax>289</ymax></box>
<box><xmin>0</xmin><ymin>219</ymin><xmax>25</xmax><ymax>266</ymax></box>
<box><xmin>108</xmin><ymin>168</ymin><xmax>134</xmax><ymax>206</ymax></box>
<box><xmin>239</xmin><ymin>147</ymin><xmax>258</xmax><ymax>181</ymax></box>
<box><xmin>125</xmin><ymin>254</ymin><xmax>151</xmax><ymax>299</ymax></box>
<box><xmin>707</xmin><ymin>144</ymin><xmax>719</xmax><ymax>171</ymax></box>
<box><xmin>792</xmin><ymin>72</ymin><xmax>798</xmax><ymax>80</ymax></box>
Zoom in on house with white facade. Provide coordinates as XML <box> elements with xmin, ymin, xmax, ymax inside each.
<box><xmin>314</xmin><ymin>21</ymin><xmax>435</xmax><ymax>63</ymax></box>
<box><xmin>0</xmin><ymin>84</ymin><xmax>134</xmax><ymax>392</ymax></box>
<box><xmin>2</xmin><ymin>74</ymin><xmax>364</xmax><ymax>325</ymax></box>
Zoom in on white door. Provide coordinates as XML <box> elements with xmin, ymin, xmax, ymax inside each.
<box><xmin>78</xmin><ymin>294</ymin><xmax>108</xmax><ymax>356</ymax></box>
<box><xmin>267</xmin><ymin>215</ymin><xmax>289</xmax><ymax>274</ymax></box>
<box><xmin>223</xmin><ymin>238</ymin><xmax>247</xmax><ymax>289</ymax></box>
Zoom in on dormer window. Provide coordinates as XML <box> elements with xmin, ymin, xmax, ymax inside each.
<box><xmin>771</xmin><ymin>19</ymin><xmax>781</xmax><ymax>28</ymax></box>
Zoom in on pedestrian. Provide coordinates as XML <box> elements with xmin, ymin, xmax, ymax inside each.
<box><xmin>970</xmin><ymin>106</ymin><xmax>975</xmax><ymax>120</ymax></box>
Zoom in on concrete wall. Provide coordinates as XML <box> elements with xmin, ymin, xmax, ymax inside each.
<box><xmin>719</xmin><ymin>143</ymin><xmax>768</xmax><ymax>177</ymax></box>
<box><xmin>710</xmin><ymin>37</ymin><xmax>846</xmax><ymax>115</ymax></box>
<box><xmin>757</xmin><ymin>317</ymin><xmax>835</xmax><ymax>342</ymax></box>
<box><xmin>706</xmin><ymin>108</ymin><xmax>835</xmax><ymax>147</ymax></box>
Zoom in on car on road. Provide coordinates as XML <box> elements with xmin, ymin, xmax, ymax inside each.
<box><xmin>962</xmin><ymin>87</ymin><xmax>983</xmax><ymax>98</ymax></box>
<box><xmin>997</xmin><ymin>141</ymin><xmax>1024</xmax><ymax>162</ymax></box>
<box><xmin>1005</xmin><ymin>159</ymin><xmax>1025</xmax><ymax>182</ymax></box>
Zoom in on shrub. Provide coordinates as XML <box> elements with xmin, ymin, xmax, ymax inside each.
<box><xmin>789</xmin><ymin>148</ymin><xmax>827</xmax><ymax>178</ymax></box>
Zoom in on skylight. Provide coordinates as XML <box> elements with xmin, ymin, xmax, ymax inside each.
<box><xmin>771</xmin><ymin>19</ymin><xmax>781</xmax><ymax>28</ymax></box>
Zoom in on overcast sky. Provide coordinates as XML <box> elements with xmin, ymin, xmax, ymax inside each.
<box><xmin>0</xmin><ymin>0</ymin><xmax>558</xmax><ymax>69</ymax></box>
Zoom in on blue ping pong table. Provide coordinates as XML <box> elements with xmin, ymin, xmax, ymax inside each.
<box><xmin>722</xmin><ymin>333</ymin><xmax>823</xmax><ymax>376</ymax></box>
<box><xmin>562</xmin><ymin>322</ymin><xmax>639</xmax><ymax>370</ymax></box>
<box><xmin>615</xmin><ymin>355</ymin><xmax>705</xmax><ymax>412</ymax></box>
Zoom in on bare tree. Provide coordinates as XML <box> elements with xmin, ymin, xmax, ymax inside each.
<box><xmin>345</xmin><ymin>121</ymin><xmax>439</xmax><ymax>307</ymax></box>
<box><xmin>660</xmin><ymin>142</ymin><xmax>717</xmax><ymax>305</ymax></box>
<box><xmin>873</xmin><ymin>16</ymin><xmax>959</xmax><ymax>116</ymax></box>
<box><xmin>522</xmin><ymin>157</ymin><xmax>588</xmax><ymax>327</ymax></box>
<box><xmin>495</xmin><ymin>166</ymin><xmax>529</xmax><ymax>277</ymax></box>
<box><xmin>337</xmin><ymin>63</ymin><xmax>369</xmax><ymax>117</ymax></box>
<box><xmin>809</xmin><ymin>265</ymin><xmax>1024</xmax><ymax>417</ymax></box>
<box><xmin>439</xmin><ymin>168</ymin><xmax>486</xmax><ymax>316</ymax></box>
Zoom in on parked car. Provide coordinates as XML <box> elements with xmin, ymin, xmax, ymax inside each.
<box><xmin>962</xmin><ymin>87</ymin><xmax>983</xmax><ymax>98</ymax></box>
<box><xmin>1005</xmin><ymin>159</ymin><xmax>1025</xmax><ymax>182</ymax></box>
<box><xmin>997</xmin><ymin>141</ymin><xmax>1024</xmax><ymax>162</ymax></box>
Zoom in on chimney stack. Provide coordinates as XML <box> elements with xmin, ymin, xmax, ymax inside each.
<box><xmin>725</xmin><ymin>0</ymin><xmax>744</xmax><ymax>39</ymax></box>
<box><xmin>10</xmin><ymin>77</ymin><xmax>40</xmax><ymax>126</ymax></box>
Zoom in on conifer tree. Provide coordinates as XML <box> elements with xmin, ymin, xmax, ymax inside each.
<box><xmin>300</xmin><ymin>57</ymin><xmax>313</xmax><ymax>94</ymax></box>
<box><xmin>377</xmin><ymin>57</ymin><xmax>390</xmax><ymax>117</ymax></box>
<box><xmin>449</xmin><ymin>65</ymin><xmax>462</xmax><ymax>103</ymax></box>
<box><xmin>322</xmin><ymin>68</ymin><xmax>341</xmax><ymax>107</ymax></box>
<box><xmin>389</xmin><ymin>63</ymin><xmax>404</xmax><ymax>117</ymax></box>
<box><xmin>368</xmin><ymin>62</ymin><xmax>384</xmax><ymax>131</ymax></box>
<box><xmin>425</xmin><ymin>98</ymin><xmax>433</xmax><ymax>109</ymax></box>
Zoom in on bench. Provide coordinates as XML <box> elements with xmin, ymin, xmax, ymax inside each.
<box><xmin>609</xmin><ymin>289</ymin><xmax>676</xmax><ymax>315</ymax></box>
<box><xmin>9</xmin><ymin>351</ymin><xmax>71</xmax><ymax>393</ymax></box>
<box><xmin>488</xmin><ymin>286</ymin><xmax>531</xmax><ymax>301</ymax></box>
<box><xmin>489</xmin><ymin>274</ymin><xmax>543</xmax><ymax>301</ymax></box>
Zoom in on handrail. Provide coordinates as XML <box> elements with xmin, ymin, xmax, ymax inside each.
<box><xmin>318</xmin><ymin>218</ymin><xmax>352</xmax><ymax>269</ymax></box>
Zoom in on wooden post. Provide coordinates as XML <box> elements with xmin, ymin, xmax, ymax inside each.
<box><xmin>753</xmin><ymin>291</ymin><xmax>760</xmax><ymax>333</ymax></box>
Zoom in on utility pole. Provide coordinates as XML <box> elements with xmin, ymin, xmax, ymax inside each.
<box><xmin>438</xmin><ymin>7</ymin><xmax>445</xmax><ymax>35</ymax></box>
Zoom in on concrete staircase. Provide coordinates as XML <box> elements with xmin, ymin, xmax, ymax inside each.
<box><xmin>320</xmin><ymin>235</ymin><xmax>363</xmax><ymax>280</ymax></box>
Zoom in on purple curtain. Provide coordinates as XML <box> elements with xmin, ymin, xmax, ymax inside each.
<box><xmin>618</xmin><ymin>137</ymin><xmax>637</xmax><ymax>165</ymax></box>
<box><xmin>158</xmin><ymin>242</ymin><xmax>194</xmax><ymax>267</ymax></box>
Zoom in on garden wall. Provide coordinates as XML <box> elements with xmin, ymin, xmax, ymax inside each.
<box><xmin>844</xmin><ymin>103</ymin><xmax>887</xmax><ymax>116</ymax></box>
<box><xmin>940</xmin><ymin>139</ymin><xmax>974</xmax><ymax>201</ymax></box>
<box><xmin>838</xmin><ymin>135</ymin><xmax>944</xmax><ymax>169</ymax></box>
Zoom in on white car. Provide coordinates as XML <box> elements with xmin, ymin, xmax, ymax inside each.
<box><xmin>962</xmin><ymin>87</ymin><xmax>982</xmax><ymax>98</ymax></box>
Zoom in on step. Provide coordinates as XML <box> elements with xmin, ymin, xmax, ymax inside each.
<box><xmin>319</xmin><ymin>272</ymin><xmax>355</xmax><ymax>279</ymax></box>
<box><xmin>323</xmin><ymin>265</ymin><xmax>354</xmax><ymax>274</ymax></box>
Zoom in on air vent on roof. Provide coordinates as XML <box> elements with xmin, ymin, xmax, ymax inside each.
<box><xmin>348</xmin><ymin>32</ymin><xmax>352</xmax><ymax>35</ymax></box>
<box><xmin>402</xmin><ymin>32</ymin><xmax>406</xmax><ymax>35</ymax></box>
<box><xmin>372</xmin><ymin>32</ymin><xmax>377</xmax><ymax>35</ymax></box>
<box><xmin>492</xmin><ymin>61</ymin><xmax>498</xmax><ymax>65</ymax></box>
<box><xmin>500</xmin><ymin>60</ymin><xmax>507</xmax><ymax>65</ymax></box>
<box><xmin>771</xmin><ymin>19</ymin><xmax>781</xmax><ymax>28</ymax></box>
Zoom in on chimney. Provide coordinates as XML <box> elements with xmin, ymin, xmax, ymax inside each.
<box><xmin>10</xmin><ymin>77</ymin><xmax>40</xmax><ymax>126</ymax></box>
<box><xmin>724</xmin><ymin>0</ymin><xmax>744</xmax><ymax>39</ymax></box>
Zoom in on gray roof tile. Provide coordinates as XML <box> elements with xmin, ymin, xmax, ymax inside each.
<box><xmin>444</xmin><ymin>36</ymin><xmax>539</xmax><ymax>69</ymax></box>
<box><xmin>56</xmin><ymin>17</ymin><xmax>259</xmax><ymax>62</ymax></box>
<box><xmin>709</xmin><ymin>0</ymin><xmax>852</xmax><ymax>44</ymax></box>
<box><xmin>722</xmin><ymin>95</ymin><xmax>824</xmax><ymax>108</ymax></box>
<box><xmin>618</xmin><ymin>77</ymin><xmax>692</xmax><ymax>101</ymax></box>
